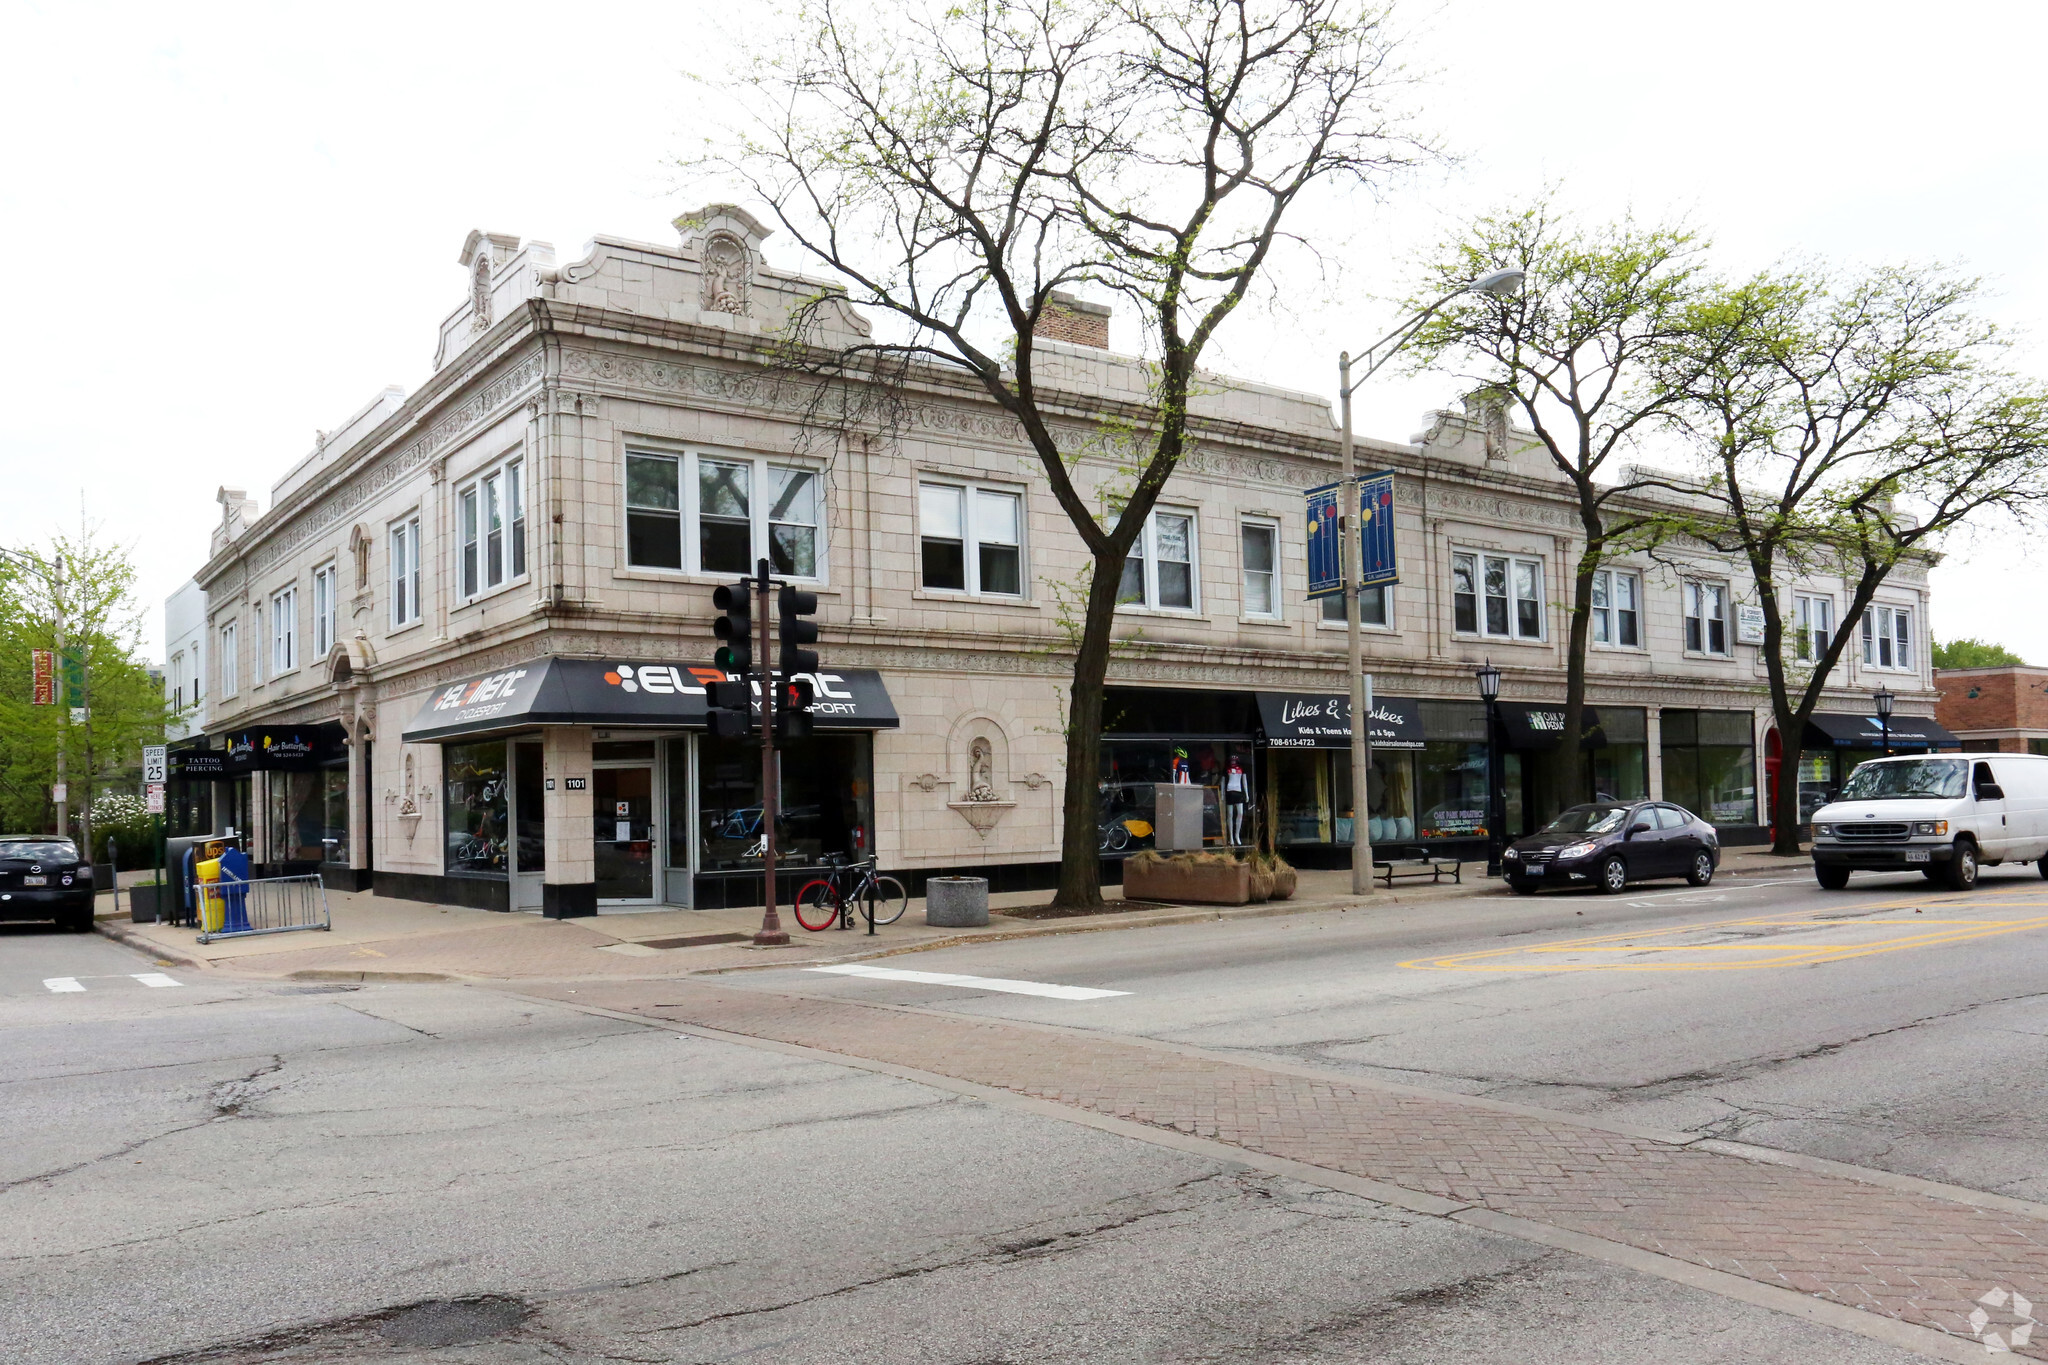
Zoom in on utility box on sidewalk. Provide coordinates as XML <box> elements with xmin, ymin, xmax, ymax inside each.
<box><xmin>925</xmin><ymin>876</ymin><xmax>989</xmax><ymax>927</ymax></box>
<box><xmin>1153</xmin><ymin>785</ymin><xmax>1206</xmax><ymax>852</ymax></box>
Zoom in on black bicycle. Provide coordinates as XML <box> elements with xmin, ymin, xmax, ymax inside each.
<box><xmin>794</xmin><ymin>854</ymin><xmax>908</xmax><ymax>932</ymax></box>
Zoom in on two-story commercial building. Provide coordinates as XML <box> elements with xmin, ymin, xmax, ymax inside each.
<box><xmin>169</xmin><ymin>205</ymin><xmax>1954</xmax><ymax>914</ymax></box>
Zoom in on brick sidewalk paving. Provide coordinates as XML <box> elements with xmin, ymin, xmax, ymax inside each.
<box><xmin>536</xmin><ymin>979</ymin><xmax>2048</xmax><ymax>1356</ymax></box>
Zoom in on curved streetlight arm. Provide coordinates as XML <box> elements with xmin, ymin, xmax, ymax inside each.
<box><xmin>1338</xmin><ymin>285</ymin><xmax>1477</xmax><ymax>397</ymax></box>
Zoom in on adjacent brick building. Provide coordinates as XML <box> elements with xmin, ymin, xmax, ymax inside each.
<box><xmin>1935</xmin><ymin>666</ymin><xmax>2048</xmax><ymax>753</ymax></box>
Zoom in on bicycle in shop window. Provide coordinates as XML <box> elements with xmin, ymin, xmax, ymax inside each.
<box><xmin>794</xmin><ymin>853</ymin><xmax>908</xmax><ymax>932</ymax></box>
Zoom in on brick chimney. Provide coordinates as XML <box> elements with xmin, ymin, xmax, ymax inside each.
<box><xmin>1033</xmin><ymin>290</ymin><xmax>1111</xmax><ymax>349</ymax></box>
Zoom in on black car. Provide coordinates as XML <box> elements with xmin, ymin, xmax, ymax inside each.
<box><xmin>1502</xmin><ymin>801</ymin><xmax>1720</xmax><ymax>895</ymax></box>
<box><xmin>0</xmin><ymin>836</ymin><xmax>95</xmax><ymax>930</ymax></box>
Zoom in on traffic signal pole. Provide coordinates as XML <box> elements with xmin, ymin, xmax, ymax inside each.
<box><xmin>752</xmin><ymin>557</ymin><xmax>788</xmax><ymax>946</ymax></box>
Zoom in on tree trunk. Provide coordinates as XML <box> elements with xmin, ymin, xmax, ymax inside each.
<box><xmin>1556</xmin><ymin>540</ymin><xmax>1599</xmax><ymax>816</ymax></box>
<box><xmin>1053</xmin><ymin>549</ymin><xmax>1128</xmax><ymax>908</ymax></box>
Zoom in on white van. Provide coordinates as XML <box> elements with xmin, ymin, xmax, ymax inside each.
<box><xmin>1810</xmin><ymin>752</ymin><xmax>2048</xmax><ymax>890</ymax></box>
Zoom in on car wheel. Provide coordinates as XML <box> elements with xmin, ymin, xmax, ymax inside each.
<box><xmin>1508</xmin><ymin>877</ymin><xmax>1539</xmax><ymax>896</ymax></box>
<box><xmin>1815</xmin><ymin>865</ymin><xmax>1851</xmax><ymax>890</ymax></box>
<box><xmin>1597</xmin><ymin>856</ymin><xmax>1628</xmax><ymax>894</ymax></box>
<box><xmin>1685</xmin><ymin>851</ymin><xmax>1714</xmax><ymax>887</ymax></box>
<box><xmin>1944</xmin><ymin>839</ymin><xmax>1979</xmax><ymax>892</ymax></box>
<box><xmin>2039</xmin><ymin>857</ymin><xmax>2048</xmax><ymax>881</ymax></box>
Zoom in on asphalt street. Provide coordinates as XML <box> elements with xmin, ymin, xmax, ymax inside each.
<box><xmin>754</xmin><ymin>861</ymin><xmax>2048</xmax><ymax>1202</ymax></box>
<box><xmin>5</xmin><ymin>861</ymin><xmax>2039</xmax><ymax>1363</ymax></box>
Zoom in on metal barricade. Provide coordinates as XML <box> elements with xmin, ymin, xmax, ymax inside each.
<box><xmin>196</xmin><ymin>874</ymin><xmax>332</xmax><ymax>943</ymax></box>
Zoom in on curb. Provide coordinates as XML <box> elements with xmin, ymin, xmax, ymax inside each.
<box><xmin>94</xmin><ymin>921</ymin><xmax>208</xmax><ymax>971</ymax></box>
<box><xmin>287</xmin><ymin>968</ymin><xmax>458</xmax><ymax>984</ymax></box>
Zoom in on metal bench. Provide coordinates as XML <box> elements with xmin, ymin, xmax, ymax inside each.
<box><xmin>1371</xmin><ymin>849</ymin><xmax>1463</xmax><ymax>886</ymax></box>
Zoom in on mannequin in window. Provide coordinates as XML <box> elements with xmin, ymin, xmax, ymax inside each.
<box><xmin>1224</xmin><ymin>756</ymin><xmax>1250</xmax><ymax>845</ymax></box>
<box><xmin>1170</xmin><ymin>747</ymin><xmax>1191</xmax><ymax>785</ymax></box>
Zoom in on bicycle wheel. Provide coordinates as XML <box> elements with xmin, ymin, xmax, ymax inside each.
<box><xmin>793</xmin><ymin>880</ymin><xmax>841</xmax><ymax>932</ymax></box>
<box><xmin>858</xmin><ymin>875</ymin><xmax>910</xmax><ymax>926</ymax></box>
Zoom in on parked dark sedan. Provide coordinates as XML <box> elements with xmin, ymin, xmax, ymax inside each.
<box><xmin>0</xmin><ymin>836</ymin><xmax>95</xmax><ymax>930</ymax></box>
<box><xmin>1502</xmin><ymin>802</ymin><xmax>1720</xmax><ymax>895</ymax></box>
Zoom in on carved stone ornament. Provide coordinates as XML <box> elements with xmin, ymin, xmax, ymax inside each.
<box><xmin>701</xmin><ymin>232</ymin><xmax>750</xmax><ymax>316</ymax></box>
<box><xmin>348</xmin><ymin>524</ymin><xmax>371</xmax><ymax>589</ymax></box>
<box><xmin>910</xmin><ymin>773</ymin><xmax>942</xmax><ymax>793</ymax></box>
<box><xmin>470</xmin><ymin>250</ymin><xmax>493</xmax><ymax>331</ymax></box>
<box><xmin>400</xmin><ymin>752</ymin><xmax>419</xmax><ymax>816</ymax></box>
<box><xmin>966</xmin><ymin>736</ymin><xmax>997</xmax><ymax>803</ymax></box>
<box><xmin>1019</xmin><ymin>772</ymin><xmax>1052</xmax><ymax>790</ymax></box>
<box><xmin>948</xmin><ymin>799</ymin><xmax>1014</xmax><ymax>839</ymax></box>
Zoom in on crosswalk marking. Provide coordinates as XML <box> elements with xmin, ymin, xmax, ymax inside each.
<box><xmin>39</xmin><ymin>974</ymin><xmax>184</xmax><ymax>993</ymax></box>
<box><xmin>806</xmin><ymin>963</ymin><xmax>1130</xmax><ymax>1000</ymax></box>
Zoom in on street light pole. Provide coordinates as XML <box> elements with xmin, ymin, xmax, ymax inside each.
<box><xmin>1477</xmin><ymin>660</ymin><xmax>1504</xmax><ymax>877</ymax></box>
<box><xmin>1336</xmin><ymin>268</ymin><xmax>1525</xmax><ymax>896</ymax></box>
<box><xmin>1873</xmin><ymin>685</ymin><xmax>1895</xmax><ymax>758</ymax></box>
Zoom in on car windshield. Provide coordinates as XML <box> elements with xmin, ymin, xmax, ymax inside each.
<box><xmin>1541</xmin><ymin>806</ymin><xmax>1630</xmax><ymax>835</ymax></box>
<box><xmin>0</xmin><ymin>839</ymin><xmax>79</xmax><ymax>862</ymax></box>
<box><xmin>1838</xmin><ymin>759</ymin><xmax>1968</xmax><ymax>801</ymax></box>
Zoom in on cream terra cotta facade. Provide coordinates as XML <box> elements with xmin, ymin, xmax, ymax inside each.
<box><xmin>185</xmin><ymin>204</ymin><xmax>1945</xmax><ymax>912</ymax></box>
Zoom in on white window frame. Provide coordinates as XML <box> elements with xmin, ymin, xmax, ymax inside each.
<box><xmin>219</xmin><ymin>621</ymin><xmax>238</xmax><ymax>698</ymax></box>
<box><xmin>270</xmin><ymin>585</ymin><xmax>297</xmax><ymax>676</ymax></box>
<box><xmin>1451</xmin><ymin>549</ymin><xmax>1544</xmax><ymax>641</ymax></box>
<box><xmin>623</xmin><ymin>449</ymin><xmax>826</xmax><ymax>581</ymax></box>
<box><xmin>169</xmin><ymin>651</ymin><xmax>184</xmax><ymax>712</ymax></box>
<box><xmin>1239</xmin><ymin>517</ymin><xmax>1281</xmax><ymax>620</ymax></box>
<box><xmin>1117</xmin><ymin>506</ymin><xmax>1200</xmax><ymax>613</ymax></box>
<box><xmin>390</xmin><ymin>514</ymin><xmax>422</xmax><ymax>629</ymax></box>
<box><xmin>1590</xmin><ymin>568</ymin><xmax>1642</xmax><ymax>649</ymax></box>
<box><xmin>917</xmin><ymin>479</ymin><xmax>1027</xmax><ymax>598</ymax></box>
<box><xmin>457</xmin><ymin>456</ymin><xmax>527</xmax><ymax>602</ymax></box>
<box><xmin>252</xmin><ymin>602</ymin><xmax>265</xmax><ymax>683</ymax></box>
<box><xmin>312</xmin><ymin>563</ymin><xmax>337</xmax><ymax>661</ymax></box>
<box><xmin>1793</xmin><ymin>592</ymin><xmax>1835</xmax><ymax>662</ymax></box>
<box><xmin>1319</xmin><ymin>584</ymin><xmax>1392</xmax><ymax>629</ymax></box>
<box><xmin>1861</xmin><ymin>603</ymin><xmax>1915</xmax><ymax>671</ymax></box>
<box><xmin>1683</xmin><ymin>579</ymin><xmax>1730</xmax><ymax>656</ymax></box>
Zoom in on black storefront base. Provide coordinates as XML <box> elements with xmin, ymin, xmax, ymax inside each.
<box><xmin>320</xmin><ymin>866</ymin><xmax>373</xmax><ymax>892</ymax></box>
<box><xmin>544</xmin><ymin>883</ymin><xmax>598</xmax><ymax>918</ymax></box>
<box><xmin>374</xmin><ymin>870</ymin><xmax>510</xmax><ymax>912</ymax></box>
<box><xmin>690</xmin><ymin>859</ymin><xmax>1130</xmax><ymax>910</ymax></box>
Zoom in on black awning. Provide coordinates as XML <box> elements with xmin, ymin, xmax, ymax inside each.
<box><xmin>212</xmin><ymin>722</ymin><xmax>348</xmax><ymax>773</ymax></box>
<box><xmin>1254</xmin><ymin>692</ymin><xmax>1424</xmax><ymax>750</ymax></box>
<box><xmin>170</xmin><ymin>749</ymin><xmax>229</xmax><ymax>780</ymax></box>
<box><xmin>1806</xmin><ymin>712</ymin><xmax>1960</xmax><ymax>749</ymax></box>
<box><xmin>402</xmin><ymin>658</ymin><xmax>901</xmax><ymax>743</ymax></box>
<box><xmin>1496</xmin><ymin>703</ymin><xmax>1604</xmax><ymax>752</ymax></box>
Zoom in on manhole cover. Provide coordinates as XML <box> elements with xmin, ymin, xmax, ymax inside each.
<box><xmin>379</xmin><ymin>1297</ymin><xmax>529</xmax><ymax>1348</ymax></box>
<box><xmin>637</xmin><ymin>932</ymin><xmax>749</xmax><ymax>950</ymax></box>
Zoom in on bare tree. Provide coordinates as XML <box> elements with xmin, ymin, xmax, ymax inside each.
<box><xmin>1664</xmin><ymin>264</ymin><xmax>2048</xmax><ymax>857</ymax></box>
<box><xmin>1408</xmin><ymin>206</ymin><xmax>1708</xmax><ymax>819</ymax></box>
<box><xmin>706</xmin><ymin>0</ymin><xmax>1425</xmax><ymax>905</ymax></box>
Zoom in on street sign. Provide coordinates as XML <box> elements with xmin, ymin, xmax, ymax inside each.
<box><xmin>1305</xmin><ymin>473</ymin><xmax>1400</xmax><ymax>598</ymax></box>
<box><xmin>31</xmin><ymin>650</ymin><xmax>54</xmax><ymax>705</ymax></box>
<box><xmin>1305</xmin><ymin>482</ymin><xmax>1344</xmax><ymax>599</ymax></box>
<box><xmin>143</xmin><ymin>745</ymin><xmax>168</xmax><ymax>783</ymax></box>
<box><xmin>145</xmin><ymin>783</ymin><xmax>165</xmax><ymax>815</ymax></box>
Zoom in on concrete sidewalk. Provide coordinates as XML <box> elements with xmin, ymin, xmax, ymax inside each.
<box><xmin>99</xmin><ymin>844</ymin><xmax>1815</xmax><ymax>984</ymax></box>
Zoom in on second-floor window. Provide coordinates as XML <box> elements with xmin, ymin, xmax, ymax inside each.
<box><xmin>312</xmin><ymin>565</ymin><xmax>337</xmax><ymax>660</ymax></box>
<box><xmin>625</xmin><ymin>451</ymin><xmax>821</xmax><ymax>578</ymax></box>
<box><xmin>920</xmin><ymin>482</ymin><xmax>1024</xmax><ymax>595</ymax></box>
<box><xmin>1119</xmin><ymin>508</ymin><xmax>1197</xmax><ymax>611</ymax></box>
<box><xmin>391</xmin><ymin>515</ymin><xmax>421</xmax><ymax>628</ymax></box>
<box><xmin>1862</xmin><ymin>603</ymin><xmax>1914</xmax><ymax>670</ymax></box>
<box><xmin>460</xmin><ymin>459</ymin><xmax>526</xmax><ymax>599</ymax></box>
<box><xmin>169</xmin><ymin>651</ymin><xmax>184</xmax><ymax>711</ymax></box>
<box><xmin>1591</xmin><ymin>569</ymin><xmax>1641</xmax><ymax>647</ymax></box>
<box><xmin>1684</xmin><ymin>580</ymin><xmax>1729</xmax><ymax>655</ymax></box>
<box><xmin>1321</xmin><ymin>586</ymin><xmax>1390</xmax><ymax>627</ymax></box>
<box><xmin>252</xmin><ymin>604</ymin><xmax>265</xmax><ymax>682</ymax></box>
<box><xmin>1794</xmin><ymin>593</ymin><xmax>1834</xmax><ymax>661</ymax></box>
<box><xmin>1240</xmin><ymin>520</ymin><xmax>1279</xmax><ymax>618</ymax></box>
<box><xmin>270</xmin><ymin>587</ymin><xmax>297</xmax><ymax>675</ymax></box>
<box><xmin>219</xmin><ymin>622</ymin><xmax>238</xmax><ymax>698</ymax></box>
<box><xmin>1453</xmin><ymin>551</ymin><xmax>1543</xmax><ymax>640</ymax></box>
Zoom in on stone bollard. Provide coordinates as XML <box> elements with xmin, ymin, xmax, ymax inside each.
<box><xmin>924</xmin><ymin>875</ymin><xmax>990</xmax><ymax>927</ymax></box>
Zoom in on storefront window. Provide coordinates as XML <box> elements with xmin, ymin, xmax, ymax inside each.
<box><xmin>269</xmin><ymin>770</ymin><xmax>346</xmax><ymax>863</ymax></box>
<box><xmin>1101</xmin><ymin>739</ymin><xmax>1248</xmax><ymax>850</ymax></box>
<box><xmin>1270</xmin><ymin>750</ymin><xmax>1330</xmax><ymax>847</ymax></box>
<box><xmin>1591</xmin><ymin>708</ymin><xmax>1648</xmax><ymax>804</ymax></box>
<box><xmin>1795</xmin><ymin>749</ymin><xmax>1833</xmax><ymax>821</ymax></box>
<box><xmin>1661</xmin><ymin>710</ymin><xmax>1757</xmax><ymax>825</ymax></box>
<box><xmin>320</xmin><ymin>767</ymin><xmax>349</xmax><ymax>865</ymax></box>
<box><xmin>697</xmin><ymin>733</ymin><xmax>873</xmax><ymax>872</ymax></box>
<box><xmin>514</xmin><ymin>740</ymin><xmax>545</xmax><ymax>874</ymax></box>
<box><xmin>1334</xmin><ymin>749</ymin><xmax>1420</xmax><ymax>847</ymax></box>
<box><xmin>445</xmin><ymin>740</ymin><xmax>509</xmax><ymax>878</ymax></box>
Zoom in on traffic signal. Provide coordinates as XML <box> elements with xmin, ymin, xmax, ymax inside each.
<box><xmin>776</xmin><ymin>677</ymin><xmax>814</xmax><ymax>740</ymax></box>
<box><xmin>712</xmin><ymin>580</ymin><xmax>753</xmax><ymax>675</ymax></box>
<box><xmin>705</xmin><ymin>679</ymin><xmax>753</xmax><ymax>738</ymax></box>
<box><xmin>777</xmin><ymin>584</ymin><xmax>819</xmax><ymax>676</ymax></box>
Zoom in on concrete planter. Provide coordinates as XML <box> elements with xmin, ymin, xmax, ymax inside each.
<box><xmin>127</xmin><ymin>884</ymin><xmax>169</xmax><ymax>923</ymax></box>
<box><xmin>925</xmin><ymin>875</ymin><xmax>990</xmax><ymax>927</ymax></box>
<box><xmin>1124</xmin><ymin>856</ymin><xmax>1251</xmax><ymax>906</ymax></box>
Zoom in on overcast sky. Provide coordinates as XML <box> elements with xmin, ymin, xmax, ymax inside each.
<box><xmin>2</xmin><ymin>0</ymin><xmax>2042</xmax><ymax>663</ymax></box>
